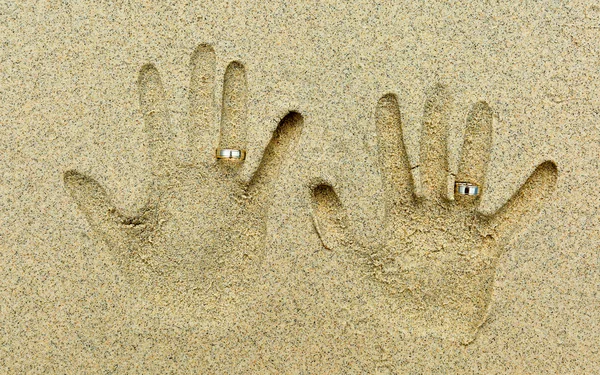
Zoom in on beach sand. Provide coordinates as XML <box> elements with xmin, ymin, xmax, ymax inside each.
<box><xmin>1</xmin><ymin>1</ymin><xmax>599</xmax><ymax>373</ymax></box>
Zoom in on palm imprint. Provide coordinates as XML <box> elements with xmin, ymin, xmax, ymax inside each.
<box><xmin>65</xmin><ymin>44</ymin><xmax>302</xmax><ymax>298</ymax></box>
<box><xmin>312</xmin><ymin>86</ymin><xmax>557</xmax><ymax>343</ymax></box>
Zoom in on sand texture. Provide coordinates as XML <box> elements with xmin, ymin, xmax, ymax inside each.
<box><xmin>1</xmin><ymin>1</ymin><xmax>599</xmax><ymax>373</ymax></box>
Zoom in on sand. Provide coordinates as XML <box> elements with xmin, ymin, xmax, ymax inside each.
<box><xmin>1</xmin><ymin>1</ymin><xmax>599</xmax><ymax>373</ymax></box>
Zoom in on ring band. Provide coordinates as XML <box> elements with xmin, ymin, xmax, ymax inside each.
<box><xmin>215</xmin><ymin>148</ymin><xmax>246</xmax><ymax>160</ymax></box>
<box><xmin>455</xmin><ymin>182</ymin><xmax>480</xmax><ymax>196</ymax></box>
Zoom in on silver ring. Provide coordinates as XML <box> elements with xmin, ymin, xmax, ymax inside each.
<box><xmin>215</xmin><ymin>148</ymin><xmax>246</xmax><ymax>160</ymax></box>
<box><xmin>455</xmin><ymin>182</ymin><xmax>480</xmax><ymax>196</ymax></box>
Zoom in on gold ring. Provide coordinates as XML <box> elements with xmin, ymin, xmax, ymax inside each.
<box><xmin>455</xmin><ymin>182</ymin><xmax>480</xmax><ymax>196</ymax></box>
<box><xmin>215</xmin><ymin>148</ymin><xmax>246</xmax><ymax>160</ymax></box>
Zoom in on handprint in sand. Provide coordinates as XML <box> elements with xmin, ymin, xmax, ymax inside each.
<box><xmin>311</xmin><ymin>86</ymin><xmax>557</xmax><ymax>344</ymax></box>
<box><xmin>65</xmin><ymin>44</ymin><xmax>302</xmax><ymax>297</ymax></box>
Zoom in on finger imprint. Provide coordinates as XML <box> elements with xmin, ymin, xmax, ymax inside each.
<box><xmin>419</xmin><ymin>84</ymin><xmax>451</xmax><ymax>201</ymax></box>
<box><xmin>188</xmin><ymin>44</ymin><xmax>217</xmax><ymax>162</ymax></box>
<box><xmin>138</xmin><ymin>64</ymin><xmax>176</xmax><ymax>180</ymax></box>
<box><xmin>456</xmin><ymin>102</ymin><xmax>493</xmax><ymax>207</ymax></box>
<box><xmin>489</xmin><ymin>161</ymin><xmax>558</xmax><ymax>245</ymax></box>
<box><xmin>64</xmin><ymin>170</ymin><xmax>134</xmax><ymax>250</ymax></box>
<box><xmin>247</xmin><ymin>112</ymin><xmax>303</xmax><ymax>200</ymax></box>
<box><xmin>311</xmin><ymin>184</ymin><xmax>348</xmax><ymax>251</ymax></box>
<box><xmin>375</xmin><ymin>94</ymin><xmax>414</xmax><ymax>213</ymax></box>
<box><xmin>218</xmin><ymin>61</ymin><xmax>248</xmax><ymax>167</ymax></box>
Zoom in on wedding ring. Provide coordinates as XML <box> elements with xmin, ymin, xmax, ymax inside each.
<box><xmin>215</xmin><ymin>148</ymin><xmax>246</xmax><ymax>160</ymax></box>
<box><xmin>455</xmin><ymin>182</ymin><xmax>480</xmax><ymax>196</ymax></box>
